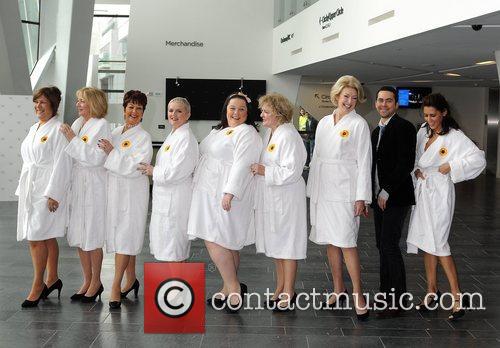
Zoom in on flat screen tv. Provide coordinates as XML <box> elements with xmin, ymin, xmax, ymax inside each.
<box><xmin>165</xmin><ymin>78</ymin><xmax>266</xmax><ymax>120</ymax></box>
<box><xmin>397</xmin><ymin>87</ymin><xmax>432</xmax><ymax>109</ymax></box>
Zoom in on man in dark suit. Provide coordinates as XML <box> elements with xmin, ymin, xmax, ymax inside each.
<box><xmin>371</xmin><ymin>86</ymin><xmax>416</xmax><ymax>318</ymax></box>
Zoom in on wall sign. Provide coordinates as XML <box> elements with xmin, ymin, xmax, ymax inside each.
<box><xmin>318</xmin><ymin>7</ymin><xmax>344</xmax><ymax>30</ymax></box>
<box><xmin>165</xmin><ymin>40</ymin><xmax>204</xmax><ymax>47</ymax></box>
<box><xmin>280</xmin><ymin>33</ymin><xmax>294</xmax><ymax>44</ymax></box>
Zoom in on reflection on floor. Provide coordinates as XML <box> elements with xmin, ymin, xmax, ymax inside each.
<box><xmin>0</xmin><ymin>173</ymin><xmax>499</xmax><ymax>347</ymax></box>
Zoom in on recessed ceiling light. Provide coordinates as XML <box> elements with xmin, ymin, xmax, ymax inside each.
<box><xmin>475</xmin><ymin>60</ymin><xmax>496</xmax><ymax>66</ymax></box>
<box><xmin>445</xmin><ymin>73</ymin><xmax>461</xmax><ymax>77</ymax></box>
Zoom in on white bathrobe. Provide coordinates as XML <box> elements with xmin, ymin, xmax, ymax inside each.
<box><xmin>307</xmin><ymin>110</ymin><xmax>372</xmax><ymax>247</ymax></box>
<box><xmin>104</xmin><ymin>124</ymin><xmax>153</xmax><ymax>255</ymax></box>
<box><xmin>16</xmin><ymin>117</ymin><xmax>72</xmax><ymax>241</ymax></box>
<box><xmin>65</xmin><ymin>117</ymin><xmax>112</xmax><ymax>251</ymax></box>
<box><xmin>254</xmin><ymin>123</ymin><xmax>308</xmax><ymax>259</ymax></box>
<box><xmin>407</xmin><ymin>126</ymin><xmax>485</xmax><ymax>256</ymax></box>
<box><xmin>188</xmin><ymin>123</ymin><xmax>262</xmax><ymax>250</ymax></box>
<box><xmin>149</xmin><ymin>123</ymin><xmax>199</xmax><ymax>261</ymax></box>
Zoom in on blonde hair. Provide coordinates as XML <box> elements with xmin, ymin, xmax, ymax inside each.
<box><xmin>330</xmin><ymin>75</ymin><xmax>366</xmax><ymax>107</ymax></box>
<box><xmin>168</xmin><ymin>97</ymin><xmax>191</xmax><ymax>114</ymax></box>
<box><xmin>76</xmin><ymin>87</ymin><xmax>108</xmax><ymax>118</ymax></box>
<box><xmin>258</xmin><ymin>93</ymin><xmax>294</xmax><ymax>125</ymax></box>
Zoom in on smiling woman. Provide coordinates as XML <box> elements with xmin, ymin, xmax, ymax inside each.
<box><xmin>101</xmin><ymin>90</ymin><xmax>153</xmax><ymax>309</ymax></box>
<box><xmin>16</xmin><ymin>86</ymin><xmax>72</xmax><ymax>308</ymax></box>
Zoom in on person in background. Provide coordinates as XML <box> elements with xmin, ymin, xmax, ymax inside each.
<box><xmin>16</xmin><ymin>86</ymin><xmax>72</xmax><ymax>307</ymax></box>
<box><xmin>370</xmin><ymin>86</ymin><xmax>416</xmax><ymax>318</ymax></box>
<box><xmin>298</xmin><ymin>107</ymin><xmax>318</xmax><ymax>168</ymax></box>
<box><xmin>306</xmin><ymin>75</ymin><xmax>371</xmax><ymax>321</ymax></box>
<box><xmin>187</xmin><ymin>92</ymin><xmax>262</xmax><ymax>313</ymax></box>
<box><xmin>407</xmin><ymin>93</ymin><xmax>486</xmax><ymax>321</ymax></box>
<box><xmin>251</xmin><ymin>93</ymin><xmax>307</xmax><ymax>312</ymax></box>
<box><xmin>99</xmin><ymin>90</ymin><xmax>153</xmax><ymax>309</ymax></box>
<box><xmin>139</xmin><ymin>97</ymin><xmax>198</xmax><ymax>263</ymax></box>
<box><xmin>60</xmin><ymin>87</ymin><xmax>111</xmax><ymax>303</ymax></box>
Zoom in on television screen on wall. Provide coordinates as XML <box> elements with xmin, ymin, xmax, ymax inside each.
<box><xmin>397</xmin><ymin>87</ymin><xmax>432</xmax><ymax>109</ymax></box>
<box><xmin>165</xmin><ymin>78</ymin><xmax>267</xmax><ymax>120</ymax></box>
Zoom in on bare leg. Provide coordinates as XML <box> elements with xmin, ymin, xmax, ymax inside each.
<box><xmin>45</xmin><ymin>238</ymin><xmax>59</xmax><ymax>286</ymax></box>
<box><xmin>77</xmin><ymin>248</ymin><xmax>92</xmax><ymax>294</ymax></box>
<box><xmin>85</xmin><ymin>248</ymin><xmax>103</xmax><ymax>296</ymax></box>
<box><xmin>282</xmin><ymin>259</ymin><xmax>297</xmax><ymax>298</ymax></box>
<box><xmin>439</xmin><ymin>255</ymin><xmax>462</xmax><ymax>310</ymax></box>
<box><xmin>326</xmin><ymin>245</ymin><xmax>346</xmax><ymax>304</ymax></box>
<box><xmin>122</xmin><ymin>255</ymin><xmax>137</xmax><ymax>291</ymax></box>
<box><xmin>27</xmin><ymin>241</ymin><xmax>48</xmax><ymax>300</ymax></box>
<box><xmin>423</xmin><ymin>252</ymin><xmax>439</xmax><ymax>293</ymax></box>
<box><xmin>112</xmin><ymin>253</ymin><xmax>130</xmax><ymax>301</ymax></box>
<box><xmin>273</xmin><ymin>259</ymin><xmax>284</xmax><ymax>300</ymax></box>
<box><xmin>231</xmin><ymin>250</ymin><xmax>240</xmax><ymax>272</ymax></box>
<box><xmin>342</xmin><ymin>247</ymin><xmax>367</xmax><ymax>312</ymax></box>
<box><xmin>205</xmin><ymin>241</ymin><xmax>240</xmax><ymax>306</ymax></box>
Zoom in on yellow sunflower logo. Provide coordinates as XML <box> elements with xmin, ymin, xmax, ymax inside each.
<box><xmin>81</xmin><ymin>135</ymin><xmax>89</xmax><ymax>143</ymax></box>
<box><xmin>164</xmin><ymin>144</ymin><xmax>171</xmax><ymax>152</ymax></box>
<box><xmin>439</xmin><ymin>147</ymin><xmax>448</xmax><ymax>157</ymax></box>
<box><xmin>121</xmin><ymin>140</ymin><xmax>131</xmax><ymax>149</ymax></box>
<box><xmin>40</xmin><ymin>135</ymin><xmax>48</xmax><ymax>143</ymax></box>
<box><xmin>340</xmin><ymin>130</ymin><xmax>350</xmax><ymax>138</ymax></box>
<box><xmin>226</xmin><ymin>129</ymin><xmax>234</xmax><ymax>136</ymax></box>
<box><xmin>267</xmin><ymin>143</ymin><xmax>276</xmax><ymax>152</ymax></box>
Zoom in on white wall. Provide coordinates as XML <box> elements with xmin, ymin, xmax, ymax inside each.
<box><xmin>123</xmin><ymin>0</ymin><xmax>300</xmax><ymax>142</ymax></box>
<box><xmin>0</xmin><ymin>95</ymin><xmax>34</xmax><ymax>201</ymax></box>
<box><xmin>272</xmin><ymin>0</ymin><xmax>500</xmax><ymax>74</ymax></box>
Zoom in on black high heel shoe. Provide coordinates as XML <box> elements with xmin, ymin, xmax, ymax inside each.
<box><xmin>354</xmin><ymin>294</ymin><xmax>369</xmax><ymax>322</ymax></box>
<box><xmin>70</xmin><ymin>292</ymin><xmax>86</xmax><ymax>301</ymax></box>
<box><xmin>81</xmin><ymin>285</ymin><xmax>104</xmax><ymax>303</ymax></box>
<box><xmin>120</xmin><ymin>279</ymin><xmax>140</xmax><ymax>299</ymax></box>
<box><xmin>273</xmin><ymin>292</ymin><xmax>298</xmax><ymax>312</ymax></box>
<box><xmin>416</xmin><ymin>290</ymin><xmax>441</xmax><ymax>312</ymax></box>
<box><xmin>225</xmin><ymin>283</ymin><xmax>247</xmax><ymax>314</ymax></box>
<box><xmin>448</xmin><ymin>295</ymin><xmax>470</xmax><ymax>321</ymax></box>
<box><xmin>207</xmin><ymin>295</ymin><xmax>226</xmax><ymax>308</ymax></box>
<box><xmin>320</xmin><ymin>289</ymin><xmax>349</xmax><ymax>309</ymax></box>
<box><xmin>43</xmin><ymin>279</ymin><xmax>63</xmax><ymax>299</ymax></box>
<box><xmin>21</xmin><ymin>285</ymin><xmax>48</xmax><ymax>308</ymax></box>
<box><xmin>109</xmin><ymin>300</ymin><xmax>121</xmax><ymax>309</ymax></box>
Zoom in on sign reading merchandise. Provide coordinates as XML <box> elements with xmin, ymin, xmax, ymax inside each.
<box><xmin>318</xmin><ymin>7</ymin><xmax>344</xmax><ymax>30</ymax></box>
<box><xmin>165</xmin><ymin>40</ymin><xmax>204</xmax><ymax>47</ymax></box>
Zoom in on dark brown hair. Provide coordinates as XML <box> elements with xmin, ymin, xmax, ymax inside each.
<box><xmin>214</xmin><ymin>93</ymin><xmax>258</xmax><ymax>131</ymax></box>
<box><xmin>33</xmin><ymin>86</ymin><xmax>62</xmax><ymax>116</ymax></box>
<box><xmin>422</xmin><ymin>93</ymin><xmax>460</xmax><ymax>136</ymax></box>
<box><xmin>123</xmin><ymin>90</ymin><xmax>147</xmax><ymax>111</ymax></box>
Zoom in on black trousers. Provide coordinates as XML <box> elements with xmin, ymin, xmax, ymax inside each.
<box><xmin>374</xmin><ymin>204</ymin><xmax>410</xmax><ymax>303</ymax></box>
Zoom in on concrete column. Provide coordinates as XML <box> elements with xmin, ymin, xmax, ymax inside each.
<box><xmin>0</xmin><ymin>0</ymin><xmax>31</xmax><ymax>95</ymax></box>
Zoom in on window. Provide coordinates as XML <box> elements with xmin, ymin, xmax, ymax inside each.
<box><xmin>88</xmin><ymin>4</ymin><xmax>130</xmax><ymax>103</ymax></box>
<box><xmin>18</xmin><ymin>0</ymin><xmax>40</xmax><ymax>74</ymax></box>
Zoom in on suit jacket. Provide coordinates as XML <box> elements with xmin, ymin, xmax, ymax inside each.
<box><xmin>371</xmin><ymin>114</ymin><xmax>416</xmax><ymax>207</ymax></box>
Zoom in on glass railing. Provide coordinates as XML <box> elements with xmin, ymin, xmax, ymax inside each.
<box><xmin>274</xmin><ymin>0</ymin><xmax>319</xmax><ymax>27</ymax></box>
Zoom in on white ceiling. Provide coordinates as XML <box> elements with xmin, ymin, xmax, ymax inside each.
<box><xmin>290</xmin><ymin>11</ymin><xmax>500</xmax><ymax>87</ymax></box>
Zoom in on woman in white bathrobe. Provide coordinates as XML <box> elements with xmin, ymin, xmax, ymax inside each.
<box><xmin>139</xmin><ymin>97</ymin><xmax>199</xmax><ymax>263</ymax></box>
<box><xmin>307</xmin><ymin>76</ymin><xmax>371</xmax><ymax>320</ymax></box>
<box><xmin>17</xmin><ymin>87</ymin><xmax>72</xmax><ymax>307</ymax></box>
<box><xmin>406</xmin><ymin>93</ymin><xmax>485</xmax><ymax>321</ymax></box>
<box><xmin>60</xmin><ymin>87</ymin><xmax>111</xmax><ymax>302</ymax></box>
<box><xmin>98</xmin><ymin>91</ymin><xmax>153</xmax><ymax>308</ymax></box>
<box><xmin>251</xmin><ymin>93</ymin><xmax>307</xmax><ymax>311</ymax></box>
<box><xmin>188</xmin><ymin>93</ymin><xmax>262</xmax><ymax>312</ymax></box>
